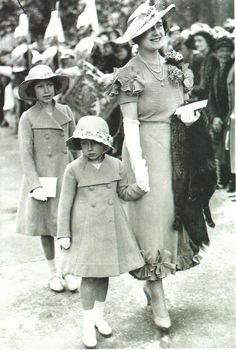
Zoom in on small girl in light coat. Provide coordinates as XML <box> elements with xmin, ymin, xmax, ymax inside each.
<box><xmin>57</xmin><ymin>115</ymin><xmax>146</xmax><ymax>348</ymax></box>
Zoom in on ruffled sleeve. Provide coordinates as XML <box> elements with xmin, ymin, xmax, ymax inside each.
<box><xmin>106</xmin><ymin>66</ymin><xmax>145</xmax><ymax>105</ymax></box>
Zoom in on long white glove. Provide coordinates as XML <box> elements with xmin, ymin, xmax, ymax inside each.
<box><xmin>58</xmin><ymin>237</ymin><xmax>71</xmax><ymax>250</ymax></box>
<box><xmin>123</xmin><ymin>118</ymin><xmax>150</xmax><ymax>192</ymax></box>
<box><xmin>31</xmin><ymin>187</ymin><xmax>48</xmax><ymax>201</ymax></box>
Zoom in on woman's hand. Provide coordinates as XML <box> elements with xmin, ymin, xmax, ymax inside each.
<box><xmin>178</xmin><ymin>110</ymin><xmax>200</xmax><ymax>127</ymax></box>
<box><xmin>58</xmin><ymin>237</ymin><xmax>71</xmax><ymax>250</ymax></box>
<box><xmin>31</xmin><ymin>187</ymin><xmax>47</xmax><ymax>201</ymax></box>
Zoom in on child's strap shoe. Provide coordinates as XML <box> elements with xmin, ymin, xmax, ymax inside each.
<box><xmin>64</xmin><ymin>274</ymin><xmax>80</xmax><ymax>292</ymax></box>
<box><xmin>48</xmin><ymin>276</ymin><xmax>65</xmax><ymax>292</ymax></box>
<box><xmin>95</xmin><ymin>319</ymin><xmax>112</xmax><ymax>337</ymax></box>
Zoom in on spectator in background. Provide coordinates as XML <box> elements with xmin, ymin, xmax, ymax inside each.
<box><xmin>226</xmin><ymin>61</ymin><xmax>235</xmax><ymax>197</ymax></box>
<box><xmin>168</xmin><ymin>24</ymin><xmax>181</xmax><ymax>49</ymax></box>
<box><xmin>172</xmin><ymin>35</ymin><xmax>204</xmax><ymax>87</ymax></box>
<box><xmin>190</xmin><ymin>30</ymin><xmax>218</xmax><ymax>101</ymax></box>
<box><xmin>207</xmin><ymin>37</ymin><xmax>234</xmax><ymax>189</ymax></box>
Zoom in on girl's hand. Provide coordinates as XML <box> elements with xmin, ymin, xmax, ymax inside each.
<box><xmin>31</xmin><ymin>187</ymin><xmax>48</xmax><ymax>201</ymax></box>
<box><xmin>58</xmin><ymin>237</ymin><xmax>71</xmax><ymax>250</ymax></box>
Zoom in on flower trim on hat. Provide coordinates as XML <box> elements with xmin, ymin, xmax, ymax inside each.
<box><xmin>73</xmin><ymin>129</ymin><xmax>113</xmax><ymax>147</ymax></box>
<box><xmin>165</xmin><ymin>50</ymin><xmax>194</xmax><ymax>92</ymax></box>
<box><xmin>107</xmin><ymin>66</ymin><xmax>145</xmax><ymax>97</ymax></box>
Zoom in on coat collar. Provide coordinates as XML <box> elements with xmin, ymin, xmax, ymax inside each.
<box><xmin>31</xmin><ymin>100</ymin><xmax>71</xmax><ymax>130</ymax></box>
<box><xmin>77</xmin><ymin>155</ymin><xmax>121</xmax><ymax>187</ymax></box>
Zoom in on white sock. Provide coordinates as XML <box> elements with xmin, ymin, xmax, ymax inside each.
<box><xmin>82</xmin><ymin>309</ymin><xmax>96</xmax><ymax>330</ymax></box>
<box><xmin>94</xmin><ymin>301</ymin><xmax>105</xmax><ymax>322</ymax></box>
<box><xmin>46</xmin><ymin>259</ymin><xmax>56</xmax><ymax>277</ymax></box>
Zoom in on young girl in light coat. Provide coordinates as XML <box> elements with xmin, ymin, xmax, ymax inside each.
<box><xmin>57</xmin><ymin>115</ymin><xmax>146</xmax><ymax>348</ymax></box>
<box><xmin>16</xmin><ymin>64</ymin><xmax>79</xmax><ymax>292</ymax></box>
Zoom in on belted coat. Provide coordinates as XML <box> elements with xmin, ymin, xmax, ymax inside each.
<box><xmin>57</xmin><ymin>154</ymin><xmax>145</xmax><ymax>277</ymax></box>
<box><xmin>16</xmin><ymin>100</ymin><xmax>76</xmax><ymax>236</ymax></box>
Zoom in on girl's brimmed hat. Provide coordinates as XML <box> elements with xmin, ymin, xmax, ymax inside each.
<box><xmin>66</xmin><ymin>115</ymin><xmax>113</xmax><ymax>151</ymax></box>
<box><xmin>115</xmin><ymin>3</ymin><xmax>175</xmax><ymax>44</ymax></box>
<box><xmin>18</xmin><ymin>64</ymin><xmax>69</xmax><ymax>101</ymax></box>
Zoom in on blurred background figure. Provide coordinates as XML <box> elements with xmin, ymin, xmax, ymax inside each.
<box><xmin>226</xmin><ymin>60</ymin><xmax>235</xmax><ymax>198</ymax></box>
<box><xmin>207</xmin><ymin>37</ymin><xmax>234</xmax><ymax>189</ymax></box>
<box><xmin>190</xmin><ymin>30</ymin><xmax>218</xmax><ymax>101</ymax></box>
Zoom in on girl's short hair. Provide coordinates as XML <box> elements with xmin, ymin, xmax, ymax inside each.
<box><xmin>25</xmin><ymin>78</ymin><xmax>61</xmax><ymax>99</ymax></box>
<box><xmin>132</xmin><ymin>17</ymin><xmax>169</xmax><ymax>45</ymax></box>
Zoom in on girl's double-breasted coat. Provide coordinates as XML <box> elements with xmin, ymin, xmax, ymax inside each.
<box><xmin>57</xmin><ymin>154</ymin><xmax>145</xmax><ymax>278</ymax></box>
<box><xmin>16</xmin><ymin>100</ymin><xmax>76</xmax><ymax>236</ymax></box>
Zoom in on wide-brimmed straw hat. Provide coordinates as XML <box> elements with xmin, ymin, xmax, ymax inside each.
<box><xmin>18</xmin><ymin>64</ymin><xmax>69</xmax><ymax>101</ymax></box>
<box><xmin>66</xmin><ymin>115</ymin><xmax>113</xmax><ymax>151</ymax></box>
<box><xmin>115</xmin><ymin>3</ymin><xmax>175</xmax><ymax>44</ymax></box>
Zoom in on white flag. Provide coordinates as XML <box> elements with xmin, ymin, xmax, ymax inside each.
<box><xmin>44</xmin><ymin>2</ymin><xmax>65</xmax><ymax>43</ymax></box>
<box><xmin>14</xmin><ymin>13</ymin><xmax>29</xmax><ymax>39</ymax></box>
<box><xmin>76</xmin><ymin>0</ymin><xmax>99</xmax><ymax>37</ymax></box>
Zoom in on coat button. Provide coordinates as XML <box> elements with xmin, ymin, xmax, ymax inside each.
<box><xmin>91</xmin><ymin>203</ymin><xmax>96</xmax><ymax>208</ymax></box>
<box><xmin>108</xmin><ymin>199</ymin><xmax>113</xmax><ymax>205</ymax></box>
<box><xmin>48</xmin><ymin>153</ymin><xmax>52</xmax><ymax>157</ymax></box>
<box><xmin>63</xmin><ymin>150</ymin><xmax>67</xmax><ymax>154</ymax></box>
<box><xmin>107</xmin><ymin>183</ymin><xmax>111</xmax><ymax>189</ymax></box>
<box><xmin>44</xmin><ymin>134</ymin><xmax>50</xmax><ymax>140</ymax></box>
<box><xmin>89</xmin><ymin>187</ymin><xmax>94</xmax><ymax>191</ymax></box>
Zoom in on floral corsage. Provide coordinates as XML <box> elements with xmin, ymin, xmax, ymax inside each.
<box><xmin>165</xmin><ymin>50</ymin><xmax>193</xmax><ymax>93</ymax></box>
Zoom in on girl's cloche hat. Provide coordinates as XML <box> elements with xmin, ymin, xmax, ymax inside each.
<box><xmin>66</xmin><ymin>115</ymin><xmax>113</xmax><ymax>150</ymax></box>
<box><xmin>115</xmin><ymin>2</ymin><xmax>175</xmax><ymax>44</ymax></box>
<box><xmin>18</xmin><ymin>64</ymin><xmax>69</xmax><ymax>101</ymax></box>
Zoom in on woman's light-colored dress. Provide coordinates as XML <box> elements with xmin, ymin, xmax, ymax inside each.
<box><xmin>113</xmin><ymin>54</ymin><xmax>201</xmax><ymax>280</ymax></box>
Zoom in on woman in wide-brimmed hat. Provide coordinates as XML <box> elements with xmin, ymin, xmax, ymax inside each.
<box><xmin>107</xmin><ymin>1</ymin><xmax>216</xmax><ymax>331</ymax></box>
<box><xmin>16</xmin><ymin>64</ymin><xmax>79</xmax><ymax>293</ymax></box>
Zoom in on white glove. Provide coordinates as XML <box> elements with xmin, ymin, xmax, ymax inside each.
<box><xmin>178</xmin><ymin>110</ymin><xmax>201</xmax><ymax>126</ymax></box>
<box><xmin>58</xmin><ymin>237</ymin><xmax>71</xmax><ymax>250</ymax></box>
<box><xmin>31</xmin><ymin>187</ymin><xmax>47</xmax><ymax>201</ymax></box>
<box><xmin>123</xmin><ymin>118</ymin><xmax>150</xmax><ymax>192</ymax></box>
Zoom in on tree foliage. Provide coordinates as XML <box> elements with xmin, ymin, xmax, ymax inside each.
<box><xmin>0</xmin><ymin>0</ymin><xmax>234</xmax><ymax>43</ymax></box>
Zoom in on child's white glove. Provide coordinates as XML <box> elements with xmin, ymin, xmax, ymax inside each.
<box><xmin>123</xmin><ymin>118</ymin><xmax>150</xmax><ymax>192</ymax></box>
<box><xmin>31</xmin><ymin>187</ymin><xmax>48</xmax><ymax>201</ymax></box>
<box><xmin>58</xmin><ymin>237</ymin><xmax>71</xmax><ymax>250</ymax></box>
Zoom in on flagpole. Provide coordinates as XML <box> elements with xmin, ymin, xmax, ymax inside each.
<box><xmin>16</xmin><ymin>0</ymin><xmax>32</xmax><ymax>69</ymax></box>
<box><xmin>55</xmin><ymin>1</ymin><xmax>61</xmax><ymax>70</ymax></box>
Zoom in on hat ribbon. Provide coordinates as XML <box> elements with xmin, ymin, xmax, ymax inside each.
<box><xmin>129</xmin><ymin>4</ymin><xmax>156</xmax><ymax>27</ymax></box>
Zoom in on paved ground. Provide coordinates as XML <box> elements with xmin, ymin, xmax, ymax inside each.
<box><xmin>0</xmin><ymin>126</ymin><xmax>236</xmax><ymax>349</ymax></box>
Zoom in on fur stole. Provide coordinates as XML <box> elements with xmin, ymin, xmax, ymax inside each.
<box><xmin>171</xmin><ymin>113</ymin><xmax>217</xmax><ymax>247</ymax></box>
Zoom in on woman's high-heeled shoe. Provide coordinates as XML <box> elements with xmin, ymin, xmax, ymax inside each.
<box><xmin>153</xmin><ymin>315</ymin><xmax>171</xmax><ymax>330</ymax></box>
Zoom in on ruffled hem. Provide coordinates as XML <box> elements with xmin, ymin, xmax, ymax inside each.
<box><xmin>106</xmin><ymin>66</ymin><xmax>145</xmax><ymax>97</ymax></box>
<box><xmin>130</xmin><ymin>247</ymin><xmax>202</xmax><ymax>281</ymax></box>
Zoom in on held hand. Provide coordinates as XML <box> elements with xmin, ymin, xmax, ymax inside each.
<box><xmin>31</xmin><ymin>187</ymin><xmax>47</xmax><ymax>201</ymax></box>
<box><xmin>58</xmin><ymin>237</ymin><xmax>71</xmax><ymax>250</ymax></box>
<box><xmin>135</xmin><ymin>159</ymin><xmax>150</xmax><ymax>192</ymax></box>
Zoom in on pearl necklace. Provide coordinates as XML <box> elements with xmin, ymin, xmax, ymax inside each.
<box><xmin>138</xmin><ymin>53</ymin><xmax>166</xmax><ymax>86</ymax></box>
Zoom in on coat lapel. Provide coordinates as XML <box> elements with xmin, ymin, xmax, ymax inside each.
<box><xmin>31</xmin><ymin>101</ymin><xmax>71</xmax><ymax>130</ymax></box>
<box><xmin>78</xmin><ymin>155</ymin><xmax>121</xmax><ymax>187</ymax></box>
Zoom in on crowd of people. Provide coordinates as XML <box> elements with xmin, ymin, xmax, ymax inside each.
<box><xmin>0</xmin><ymin>1</ymin><xmax>235</xmax><ymax>348</ymax></box>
